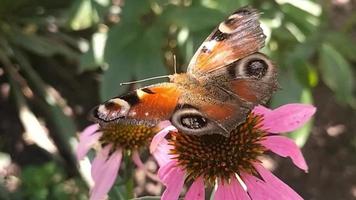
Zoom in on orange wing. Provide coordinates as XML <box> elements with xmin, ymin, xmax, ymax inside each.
<box><xmin>127</xmin><ymin>83</ymin><xmax>181</xmax><ymax>120</ymax></box>
<box><xmin>187</xmin><ymin>7</ymin><xmax>265</xmax><ymax>77</ymax></box>
<box><xmin>91</xmin><ymin>83</ymin><xmax>181</xmax><ymax>126</ymax></box>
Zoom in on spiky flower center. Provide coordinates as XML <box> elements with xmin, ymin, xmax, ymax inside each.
<box><xmin>169</xmin><ymin>114</ymin><xmax>266</xmax><ymax>184</ymax></box>
<box><xmin>99</xmin><ymin>123</ymin><xmax>156</xmax><ymax>150</ymax></box>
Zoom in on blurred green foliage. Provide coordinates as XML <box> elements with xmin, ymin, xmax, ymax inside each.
<box><xmin>78</xmin><ymin>0</ymin><xmax>355</xmax><ymax>149</ymax></box>
<box><xmin>0</xmin><ymin>0</ymin><xmax>355</xmax><ymax>199</ymax></box>
<box><xmin>14</xmin><ymin>162</ymin><xmax>86</xmax><ymax>200</ymax></box>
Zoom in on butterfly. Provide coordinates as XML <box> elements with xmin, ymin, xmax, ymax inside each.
<box><xmin>90</xmin><ymin>7</ymin><xmax>278</xmax><ymax>137</ymax></box>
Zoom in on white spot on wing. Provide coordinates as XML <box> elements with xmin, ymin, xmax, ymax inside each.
<box><xmin>96</xmin><ymin>98</ymin><xmax>131</xmax><ymax>121</ymax></box>
<box><xmin>218</xmin><ymin>22</ymin><xmax>234</xmax><ymax>34</ymax></box>
<box><xmin>136</xmin><ymin>89</ymin><xmax>147</xmax><ymax>98</ymax></box>
<box><xmin>202</xmin><ymin>40</ymin><xmax>218</xmax><ymax>52</ymax></box>
<box><xmin>130</xmin><ymin>111</ymin><xmax>137</xmax><ymax>117</ymax></box>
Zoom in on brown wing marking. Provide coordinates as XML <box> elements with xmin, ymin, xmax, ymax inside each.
<box><xmin>229</xmin><ymin>79</ymin><xmax>258</xmax><ymax>102</ymax></box>
<box><xmin>187</xmin><ymin>7</ymin><xmax>265</xmax><ymax>77</ymax></box>
<box><xmin>199</xmin><ymin>102</ymin><xmax>250</xmax><ymax>135</ymax></box>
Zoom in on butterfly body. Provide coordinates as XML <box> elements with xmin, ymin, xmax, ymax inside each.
<box><xmin>91</xmin><ymin>7</ymin><xmax>278</xmax><ymax>137</ymax></box>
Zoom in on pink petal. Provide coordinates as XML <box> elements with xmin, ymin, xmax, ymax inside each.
<box><xmin>249</xmin><ymin>163</ymin><xmax>303</xmax><ymax>200</ymax></box>
<box><xmin>132</xmin><ymin>150</ymin><xmax>145</xmax><ymax>169</ymax></box>
<box><xmin>158</xmin><ymin>161</ymin><xmax>185</xmax><ymax>200</ymax></box>
<box><xmin>242</xmin><ymin>172</ymin><xmax>275</xmax><ymax>200</ymax></box>
<box><xmin>150</xmin><ymin>124</ymin><xmax>177</xmax><ymax>153</ymax></box>
<box><xmin>184</xmin><ymin>177</ymin><xmax>205</xmax><ymax>200</ymax></box>
<box><xmin>252</xmin><ymin>105</ymin><xmax>272</xmax><ymax>116</ymax></box>
<box><xmin>90</xmin><ymin>146</ymin><xmax>122</xmax><ymax>200</ymax></box>
<box><xmin>261</xmin><ymin>136</ymin><xmax>308</xmax><ymax>172</ymax></box>
<box><xmin>215</xmin><ymin>177</ymin><xmax>251</xmax><ymax>200</ymax></box>
<box><xmin>242</xmin><ymin>172</ymin><xmax>300</xmax><ymax>200</ymax></box>
<box><xmin>258</xmin><ymin>104</ymin><xmax>316</xmax><ymax>133</ymax></box>
<box><xmin>157</xmin><ymin>120</ymin><xmax>173</xmax><ymax>130</ymax></box>
<box><xmin>77</xmin><ymin>124</ymin><xmax>102</xmax><ymax>160</ymax></box>
<box><xmin>152</xmin><ymin>139</ymin><xmax>174</xmax><ymax>167</ymax></box>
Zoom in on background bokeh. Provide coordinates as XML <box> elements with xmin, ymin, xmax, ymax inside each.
<box><xmin>0</xmin><ymin>0</ymin><xmax>355</xmax><ymax>199</ymax></box>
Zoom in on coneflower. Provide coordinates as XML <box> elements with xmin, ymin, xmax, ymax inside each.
<box><xmin>150</xmin><ymin>104</ymin><xmax>316</xmax><ymax>200</ymax></box>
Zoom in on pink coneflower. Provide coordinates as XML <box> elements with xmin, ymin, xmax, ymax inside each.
<box><xmin>77</xmin><ymin>121</ymin><xmax>176</xmax><ymax>200</ymax></box>
<box><xmin>150</xmin><ymin>103</ymin><xmax>316</xmax><ymax>200</ymax></box>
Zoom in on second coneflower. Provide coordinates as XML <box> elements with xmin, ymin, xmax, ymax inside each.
<box><xmin>76</xmin><ymin>121</ymin><xmax>176</xmax><ymax>200</ymax></box>
<box><xmin>150</xmin><ymin>103</ymin><xmax>316</xmax><ymax>200</ymax></box>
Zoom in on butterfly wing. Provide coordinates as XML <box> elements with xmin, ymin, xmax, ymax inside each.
<box><xmin>91</xmin><ymin>83</ymin><xmax>181</xmax><ymax>126</ymax></box>
<box><xmin>169</xmin><ymin>7</ymin><xmax>278</xmax><ymax>136</ymax></box>
<box><xmin>90</xmin><ymin>7</ymin><xmax>276</xmax><ymax>138</ymax></box>
<box><xmin>171</xmin><ymin>53</ymin><xmax>278</xmax><ymax>137</ymax></box>
<box><xmin>187</xmin><ymin>7</ymin><xmax>265</xmax><ymax>78</ymax></box>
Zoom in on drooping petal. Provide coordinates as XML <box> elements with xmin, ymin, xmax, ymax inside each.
<box><xmin>184</xmin><ymin>177</ymin><xmax>205</xmax><ymax>200</ymax></box>
<box><xmin>132</xmin><ymin>150</ymin><xmax>145</xmax><ymax>169</ymax></box>
<box><xmin>158</xmin><ymin>161</ymin><xmax>185</xmax><ymax>200</ymax></box>
<box><xmin>91</xmin><ymin>146</ymin><xmax>110</xmax><ymax>182</ymax></box>
<box><xmin>77</xmin><ymin>124</ymin><xmax>102</xmax><ymax>160</ymax></box>
<box><xmin>251</xmin><ymin>163</ymin><xmax>303</xmax><ymax>200</ymax></box>
<box><xmin>150</xmin><ymin>123</ymin><xmax>177</xmax><ymax>153</ymax></box>
<box><xmin>152</xmin><ymin>139</ymin><xmax>174</xmax><ymax>167</ymax></box>
<box><xmin>90</xmin><ymin>146</ymin><xmax>123</xmax><ymax>200</ymax></box>
<box><xmin>215</xmin><ymin>177</ymin><xmax>251</xmax><ymax>200</ymax></box>
<box><xmin>258</xmin><ymin>104</ymin><xmax>316</xmax><ymax>133</ymax></box>
<box><xmin>261</xmin><ymin>136</ymin><xmax>308</xmax><ymax>172</ymax></box>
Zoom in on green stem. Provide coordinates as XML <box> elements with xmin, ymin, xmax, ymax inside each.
<box><xmin>124</xmin><ymin>153</ymin><xmax>135</xmax><ymax>199</ymax></box>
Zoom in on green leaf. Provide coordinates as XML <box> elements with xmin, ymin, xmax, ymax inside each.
<box><xmin>67</xmin><ymin>0</ymin><xmax>99</xmax><ymax>30</ymax></box>
<box><xmin>281</xmin><ymin>3</ymin><xmax>318</xmax><ymax>38</ymax></box>
<box><xmin>319</xmin><ymin>43</ymin><xmax>355</xmax><ymax>105</ymax></box>
<box><xmin>0</xmin><ymin>0</ymin><xmax>28</xmax><ymax>16</ymax></box>
<box><xmin>325</xmin><ymin>32</ymin><xmax>356</xmax><ymax>62</ymax></box>
<box><xmin>21</xmin><ymin>163</ymin><xmax>62</xmax><ymax>199</ymax></box>
<box><xmin>11</xmin><ymin>49</ymin><xmax>79</xmax><ymax>174</ymax></box>
<box><xmin>177</xmin><ymin>27</ymin><xmax>211</xmax><ymax>66</ymax></box>
<box><xmin>287</xmin><ymin>38</ymin><xmax>317</xmax><ymax>62</ymax></box>
<box><xmin>161</xmin><ymin>5</ymin><xmax>224</xmax><ymax>32</ymax></box>
<box><xmin>293</xmin><ymin>61</ymin><xmax>318</xmax><ymax>88</ymax></box>
<box><xmin>120</xmin><ymin>0</ymin><xmax>151</xmax><ymax>23</ymax></box>
<box><xmin>272</xmin><ymin>27</ymin><xmax>299</xmax><ymax>43</ymax></box>
<box><xmin>9</xmin><ymin>30</ymin><xmax>79</xmax><ymax>59</ymax></box>
<box><xmin>271</xmin><ymin>70</ymin><xmax>304</xmax><ymax>107</ymax></box>
<box><xmin>101</xmin><ymin>26</ymin><xmax>167</xmax><ymax>100</ymax></box>
<box><xmin>201</xmin><ymin>0</ymin><xmax>248</xmax><ymax>13</ymax></box>
<box><xmin>109</xmin><ymin>185</ymin><xmax>126</xmax><ymax>200</ymax></box>
<box><xmin>104</xmin><ymin>23</ymin><xmax>142</xmax><ymax>57</ymax></box>
<box><xmin>286</xmin><ymin>40</ymin><xmax>318</xmax><ymax>87</ymax></box>
<box><xmin>92</xmin><ymin>0</ymin><xmax>112</xmax><ymax>19</ymax></box>
<box><xmin>79</xmin><ymin>30</ymin><xmax>108</xmax><ymax>71</ymax></box>
<box><xmin>0</xmin><ymin>181</ymin><xmax>10</xmax><ymax>200</ymax></box>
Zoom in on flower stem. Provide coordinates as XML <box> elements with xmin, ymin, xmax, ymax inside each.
<box><xmin>124</xmin><ymin>153</ymin><xmax>134</xmax><ymax>199</ymax></box>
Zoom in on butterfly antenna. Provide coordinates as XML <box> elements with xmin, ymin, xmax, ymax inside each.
<box><xmin>120</xmin><ymin>75</ymin><xmax>170</xmax><ymax>86</ymax></box>
<box><xmin>173</xmin><ymin>54</ymin><xmax>177</xmax><ymax>74</ymax></box>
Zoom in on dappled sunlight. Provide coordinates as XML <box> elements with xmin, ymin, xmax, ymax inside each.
<box><xmin>20</xmin><ymin>106</ymin><xmax>57</xmax><ymax>154</ymax></box>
